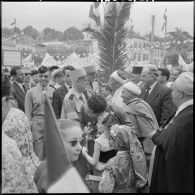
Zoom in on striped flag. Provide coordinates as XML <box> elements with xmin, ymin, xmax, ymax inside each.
<box><xmin>161</xmin><ymin>8</ymin><xmax>167</xmax><ymax>31</ymax></box>
<box><xmin>89</xmin><ymin>2</ymin><xmax>101</xmax><ymax>27</ymax></box>
<box><xmin>44</xmin><ymin>94</ymin><xmax>89</xmax><ymax>193</ymax></box>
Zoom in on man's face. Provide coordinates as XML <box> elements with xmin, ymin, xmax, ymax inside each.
<box><xmin>39</xmin><ymin>71</ymin><xmax>50</xmax><ymax>88</ymax></box>
<box><xmin>55</xmin><ymin>73</ymin><xmax>65</xmax><ymax>86</ymax></box>
<box><xmin>170</xmin><ymin>70</ymin><xmax>180</xmax><ymax>82</ymax></box>
<box><xmin>24</xmin><ymin>72</ymin><xmax>31</xmax><ymax>83</ymax></box>
<box><xmin>157</xmin><ymin>71</ymin><xmax>164</xmax><ymax>84</ymax></box>
<box><xmin>140</xmin><ymin>69</ymin><xmax>154</xmax><ymax>87</ymax></box>
<box><xmin>87</xmin><ymin>72</ymin><xmax>96</xmax><ymax>83</ymax></box>
<box><xmin>15</xmin><ymin>69</ymin><xmax>24</xmax><ymax>83</ymax></box>
<box><xmin>64</xmin><ymin>69</ymin><xmax>72</xmax><ymax>87</ymax></box>
<box><xmin>101</xmin><ymin>86</ymin><xmax>111</xmax><ymax>98</ymax></box>
<box><xmin>32</xmin><ymin>74</ymin><xmax>39</xmax><ymax>84</ymax></box>
<box><xmin>121</xmin><ymin>87</ymin><xmax>132</xmax><ymax>105</ymax></box>
<box><xmin>76</xmin><ymin>76</ymin><xmax>88</xmax><ymax>92</ymax></box>
<box><xmin>130</xmin><ymin>74</ymin><xmax>140</xmax><ymax>84</ymax></box>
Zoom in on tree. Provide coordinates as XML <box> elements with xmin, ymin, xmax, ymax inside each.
<box><xmin>165</xmin><ymin>28</ymin><xmax>193</xmax><ymax>66</ymax></box>
<box><xmin>64</xmin><ymin>27</ymin><xmax>84</xmax><ymax>41</ymax></box>
<box><xmin>23</xmin><ymin>25</ymin><xmax>40</xmax><ymax>40</ymax></box>
<box><xmin>82</xmin><ymin>2</ymin><xmax>132</xmax><ymax>82</ymax></box>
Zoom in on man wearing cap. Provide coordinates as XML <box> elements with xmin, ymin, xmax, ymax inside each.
<box><xmin>109</xmin><ymin>70</ymin><xmax>127</xmax><ymax>113</ymax></box>
<box><xmin>149</xmin><ymin>72</ymin><xmax>193</xmax><ymax>193</ymax></box>
<box><xmin>130</xmin><ymin>66</ymin><xmax>143</xmax><ymax>85</ymax></box>
<box><xmin>121</xmin><ymin>81</ymin><xmax>159</xmax><ymax>165</ymax></box>
<box><xmin>51</xmin><ymin>67</ymin><xmax>65</xmax><ymax>89</ymax></box>
<box><xmin>30</xmin><ymin>70</ymin><xmax>39</xmax><ymax>88</ymax></box>
<box><xmin>140</xmin><ymin>65</ymin><xmax>176</xmax><ymax>126</ymax></box>
<box><xmin>53</xmin><ymin>65</ymin><xmax>75</xmax><ymax>119</ymax></box>
<box><xmin>10</xmin><ymin>66</ymin><xmax>25</xmax><ymax>112</ymax></box>
<box><xmin>61</xmin><ymin>68</ymin><xmax>88</xmax><ymax>120</ymax></box>
<box><xmin>84</xmin><ymin>65</ymin><xmax>99</xmax><ymax>97</ymax></box>
<box><xmin>48</xmin><ymin>66</ymin><xmax>59</xmax><ymax>88</ymax></box>
<box><xmin>60</xmin><ymin>68</ymin><xmax>90</xmax><ymax>179</ymax></box>
<box><xmin>25</xmin><ymin>66</ymin><xmax>55</xmax><ymax>160</ymax></box>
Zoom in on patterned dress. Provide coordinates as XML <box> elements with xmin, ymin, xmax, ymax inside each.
<box><xmin>2</xmin><ymin>108</ymin><xmax>41</xmax><ymax>191</ymax></box>
<box><xmin>2</xmin><ymin>132</ymin><xmax>38</xmax><ymax>193</ymax></box>
<box><xmin>99</xmin><ymin>151</ymin><xmax>137</xmax><ymax>193</ymax></box>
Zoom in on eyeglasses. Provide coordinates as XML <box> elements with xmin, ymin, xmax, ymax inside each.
<box><xmin>67</xmin><ymin>138</ymin><xmax>84</xmax><ymax>147</ymax></box>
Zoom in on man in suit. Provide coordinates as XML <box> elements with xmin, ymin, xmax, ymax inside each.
<box><xmin>84</xmin><ymin>65</ymin><xmax>100</xmax><ymax>97</ymax></box>
<box><xmin>140</xmin><ymin>65</ymin><xmax>176</xmax><ymax>126</ymax></box>
<box><xmin>52</xmin><ymin>65</ymin><xmax>75</xmax><ymax>119</ymax></box>
<box><xmin>10</xmin><ymin>66</ymin><xmax>25</xmax><ymax>112</ymax></box>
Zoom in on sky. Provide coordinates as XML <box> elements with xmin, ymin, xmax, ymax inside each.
<box><xmin>2</xmin><ymin>2</ymin><xmax>194</xmax><ymax>37</ymax></box>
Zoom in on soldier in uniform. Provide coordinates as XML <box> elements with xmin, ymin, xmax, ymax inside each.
<box><xmin>25</xmin><ymin>66</ymin><xmax>55</xmax><ymax>160</ymax></box>
<box><xmin>61</xmin><ymin>68</ymin><xmax>88</xmax><ymax>120</ymax></box>
<box><xmin>84</xmin><ymin>65</ymin><xmax>100</xmax><ymax>97</ymax></box>
<box><xmin>51</xmin><ymin>67</ymin><xmax>65</xmax><ymax>90</ymax></box>
<box><xmin>60</xmin><ymin>68</ymin><xmax>89</xmax><ymax>179</ymax></box>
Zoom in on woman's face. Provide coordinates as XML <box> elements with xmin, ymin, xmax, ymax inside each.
<box><xmin>63</xmin><ymin>126</ymin><xmax>82</xmax><ymax>162</ymax></box>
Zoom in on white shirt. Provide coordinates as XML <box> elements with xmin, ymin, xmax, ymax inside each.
<box><xmin>148</xmin><ymin>81</ymin><xmax>158</xmax><ymax>94</ymax></box>
<box><xmin>54</xmin><ymin>83</ymin><xmax>62</xmax><ymax>89</ymax></box>
<box><xmin>175</xmin><ymin>99</ymin><xmax>193</xmax><ymax>117</ymax></box>
<box><xmin>64</xmin><ymin>83</ymin><xmax>71</xmax><ymax>91</ymax></box>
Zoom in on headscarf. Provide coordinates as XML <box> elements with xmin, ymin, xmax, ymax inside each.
<box><xmin>110</xmin><ymin>124</ymin><xmax>148</xmax><ymax>187</ymax></box>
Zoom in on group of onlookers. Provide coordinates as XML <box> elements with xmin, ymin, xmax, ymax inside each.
<box><xmin>2</xmin><ymin>62</ymin><xmax>193</xmax><ymax>193</ymax></box>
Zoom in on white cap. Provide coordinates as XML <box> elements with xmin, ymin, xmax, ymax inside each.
<box><xmin>174</xmin><ymin>72</ymin><xmax>193</xmax><ymax>96</ymax></box>
<box><xmin>110</xmin><ymin>70</ymin><xmax>127</xmax><ymax>84</ymax></box>
<box><xmin>51</xmin><ymin>67</ymin><xmax>64</xmax><ymax>79</ymax></box>
<box><xmin>124</xmin><ymin>81</ymin><xmax>141</xmax><ymax>95</ymax></box>
<box><xmin>70</xmin><ymin>68</ymin><xmax>87</xmax><ymax>82</ymax></box>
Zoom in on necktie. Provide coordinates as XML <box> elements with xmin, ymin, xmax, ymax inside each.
<box><xmin>143</xmin><ymin>87</ymin><xmax>150</xmax><ymax>100</ymax></box>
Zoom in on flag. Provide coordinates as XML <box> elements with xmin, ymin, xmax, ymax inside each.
<box><xmin>178</xmin><ymin>54</ymin><xmax>190</xmax><ymax>71</ymax></box>
<box><xmin>161</xmin><ymin>8</ymin><xmax>167</xmax><ymax>31</ymax></box>
<box><xmin>44</xmin><ymin>94</ymin><xmax>89</xmax><ymax>193</ymax></box>
<box><xmin>89</xmin><ymin>2</ymin><xmax>101</xmax><ymax>27</ymax></box>
<box><xmin>10</xmin><ymin>18</ymin><xmax>16</xmax><ymax>26</ymax></box>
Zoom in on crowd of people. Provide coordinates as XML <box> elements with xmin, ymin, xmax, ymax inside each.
<box><xmin>2</xmin><ymin>62</ymin><xmax>193</xmax><ymax>193</ymax></box>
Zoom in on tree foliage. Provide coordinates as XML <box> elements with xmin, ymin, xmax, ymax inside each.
<box><xmin>64</xmin><ymin>27</ymin><xmax>84</xmax><ymax>41</ymax></box>
<box><xmin>82</xmin><ymin>2</ymin><xmax>132</xmax><ymax>82</ymax></box>
<box><xmin>165</xmin><ymin>27</ymin><xmax>193</xmax><ymax>66</ymax></box>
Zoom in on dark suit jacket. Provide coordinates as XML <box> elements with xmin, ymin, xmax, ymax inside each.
<box><xmin>52</xmin><ymin>85</ymin><xmax>68</xmax><ymax>119</ymax></box>
<box><xmin>140</xmin><ymin>82</ymin><xmax>176</xmax><ymax>126</ymax></box>
<box><xmin>12</xmin><ymin>81</ymin><xmax>25</xmax><ymax>112</ymax></box>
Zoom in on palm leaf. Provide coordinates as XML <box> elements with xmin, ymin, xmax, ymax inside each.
<box><xmin>82</xmin><ymin>2</ymin><xmax>132</xmax><ymax>82</ymax></box>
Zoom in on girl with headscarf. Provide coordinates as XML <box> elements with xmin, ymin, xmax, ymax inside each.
<box><xmin>99</xmin><ymin>124</ymin><xmax>148</xmax><ymax>193</ymax></box>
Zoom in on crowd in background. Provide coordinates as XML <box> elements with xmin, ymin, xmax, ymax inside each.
<box><xmin>2</xmin><ymin>62</ymin><xmax>193</xmax><ymax>193</ymax></box>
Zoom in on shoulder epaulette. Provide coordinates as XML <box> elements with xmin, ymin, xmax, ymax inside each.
<box><xmin>49</xmin><ymin>84</ymin><xmax>55</xmax><ymax>89</ymax></box>
<box><xmin>69</xmin><ymin>93</ymin><xmax>75</xmax><ymax>100</ymax></box>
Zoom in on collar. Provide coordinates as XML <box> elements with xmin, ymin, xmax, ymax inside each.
<box><xmin>106</xmin><ymin>94</ymin><xmax>112</xmax><ymax>101</ymax></box>
<box><xmin>64</xmin><ymin>83</ymin><xmax>71</xmax><ymax>90</ymax></box>
<box><xmin>54</xmin><ymin>83</ymin><xmax>62</xmax><ymax>89</ymax></box>
<box><xmin>148</xmin><ymin>81</ymin><xmax>157</xmax><ymax>93</ymax></box>
<box><xmin>71</xmin><ymin>88</ymin><xmax>82</xmax><ymax>99</ymax></box>
<box><xmin>175</xmin><ymin>99</ymin><xmax>193</xmax><ymax>117</ymax></box>
<box><xmin>37</xmin><ymin>83</ymin><xmax>49</xmax><ymax>91</ymax></box>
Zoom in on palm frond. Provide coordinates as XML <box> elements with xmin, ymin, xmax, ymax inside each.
<box><xmin>83</xmin><ymin>2</ymin><xmax>132</xmax><ymax>82</ymax></box>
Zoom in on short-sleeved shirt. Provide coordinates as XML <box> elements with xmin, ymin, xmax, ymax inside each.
<box><xmin>61</xmin><ymin>88</ymin><xmax>87</xmax><ymax>120</ymax></box>
<box><xmin>25</xmin><ymin>83</ymin><xmax>55</xmax><ymax>120</ymax></box>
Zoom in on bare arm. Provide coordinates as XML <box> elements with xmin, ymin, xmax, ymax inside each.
<box><xmin>82</xmin><ymin>141</ymin><xmax>101</xmax><ymax>167</ymax></box>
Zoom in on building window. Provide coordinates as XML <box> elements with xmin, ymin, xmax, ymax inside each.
<box><xmin>134</xmin><ymin>42</ymin><xmax>137</xmax><ymax>48</ymax></box>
